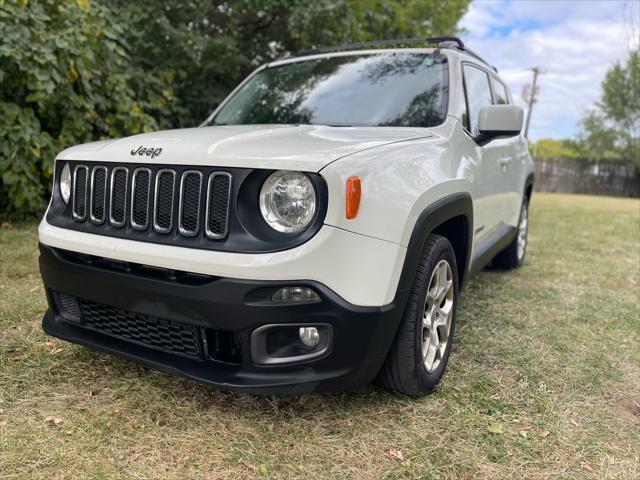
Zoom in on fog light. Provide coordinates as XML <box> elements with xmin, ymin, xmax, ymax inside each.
<box><xmin>272</xmin><ymin>287</ymin><xmax>320</xmax><ymax>303</ymax></box>
<box><xmin>299</xmin><ymin>327</ymin><xmax>320</xmax><ymax>348</ymax></box>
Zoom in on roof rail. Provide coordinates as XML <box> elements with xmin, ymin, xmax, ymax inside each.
<box><xmin>289</xmin><ymin>36</ymin><xmax>497</xmax><ymax>73</ymax></box>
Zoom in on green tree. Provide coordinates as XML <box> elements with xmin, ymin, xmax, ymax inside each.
<box><xmin>577</xmin><ymin>49</ymin><xmax>640</xmax><ymax>166</ymax></box>
<box><xmin>0</xmin><ymin>0</ymin><xmax>159</xmax><ymax>219</ymax></box>
<box><xmin>534</xmin><ymin>138</ymin><xmax>565</xmax><ymax>159</ymax></box>
<box><xmin>113</xmin><ymin>0</ymin><xmax>470</xmax><ymax>128</ymax></box>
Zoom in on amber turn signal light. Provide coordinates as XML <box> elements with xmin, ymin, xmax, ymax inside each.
<box><xmin>346</xmin><ymin>176</ymin><xmax>361</xmax><ymax>219</ymax></box>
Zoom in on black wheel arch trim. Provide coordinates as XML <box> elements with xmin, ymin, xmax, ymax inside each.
<box><xmin>525</xmin><ymin>172</ymin><xmax>535</xmax><ymax>198</ymax></box>
<box><xmin>392</xmin><ymin>192</ymin><xmax>473</xmax><ymax>311</ymax></box>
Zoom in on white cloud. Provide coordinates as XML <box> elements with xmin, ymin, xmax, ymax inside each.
<box><xmin>458</xmin><ymin>0</ymin><xmax>639</xmax><ymax>140</ymax></box>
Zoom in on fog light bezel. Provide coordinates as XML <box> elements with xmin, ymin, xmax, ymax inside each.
<box><xmin>250</xmin><ymin>323</ymin><xmax>333</xmax><ymax>366</ymax></box>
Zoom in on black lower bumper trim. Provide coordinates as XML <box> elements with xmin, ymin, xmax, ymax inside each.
<box><xmin>39</xmin><ymin>244</ymin><xmax>402</xmax><ymax>394</ymax></box>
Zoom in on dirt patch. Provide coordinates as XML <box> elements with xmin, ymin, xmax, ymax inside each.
<box><xmin>615</xmin><ymin>397</ymin><xmax>640</xmax><ymax>422</ymax></box>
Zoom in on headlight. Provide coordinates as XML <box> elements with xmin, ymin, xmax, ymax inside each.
<box><xmin>59</xmin><ymin>162</ymin><xmax>71</xmax><ymax>204</ymax></box>
<box><xmin>259</xmin><ymin>171</ymin><xmax>316</xmax><ymax>233</ymax></box>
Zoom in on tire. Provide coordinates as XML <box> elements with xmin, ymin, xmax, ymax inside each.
<box><xmin>376</xmin><ymin>234</ymin><xmax>458</xmax><ymax>396</ymax></box>
<box><xmin>493</xmin><ymin>198</ymin><xmax>529</xmax><ymax>270</ymax></box>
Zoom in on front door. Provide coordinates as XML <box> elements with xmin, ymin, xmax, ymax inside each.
<box><xmin>462</xmin><ymin>63</ymin><xmax>509</xmax><ymax>245</ymax></box>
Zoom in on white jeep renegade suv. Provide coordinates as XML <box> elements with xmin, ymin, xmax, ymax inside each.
<box><xmin>38</xmin><ymin>37</ymin><xmax>534</xmax><ymax>396</ymax></box>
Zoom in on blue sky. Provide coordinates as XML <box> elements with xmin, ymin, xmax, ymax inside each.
<box><xmin>458</xmin><ymin>0</ymin><xmax>639</xmax><ymax>140</ymax></box>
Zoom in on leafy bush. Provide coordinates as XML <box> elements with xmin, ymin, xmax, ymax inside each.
<box><xmin>0</xmin><ymin>0</ymin><xmax>159</xmax><ymax>219</ymax></box>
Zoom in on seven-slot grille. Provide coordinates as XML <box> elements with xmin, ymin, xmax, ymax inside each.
<box><xmin>71</xmin><ymin>164</ymin><xmax>232</xmax><ymax>240</ymax></box>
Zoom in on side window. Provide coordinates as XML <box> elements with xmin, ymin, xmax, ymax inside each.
<box><xmin>462</xmin><ymin>65</ymin><xmax>493</xmax><ymax>136</ymax></box>
<box><xmin>492</xmin><ymin>78</ymin><xmax>510</xmax><ymax>105</ymax></box>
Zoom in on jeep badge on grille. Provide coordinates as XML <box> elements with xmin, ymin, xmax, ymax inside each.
<box><xmin>131</xmin><ymin>146</ymin><xmax>163</xmax><ymax>158</ymax></box>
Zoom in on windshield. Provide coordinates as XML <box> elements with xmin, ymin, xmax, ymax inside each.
<box><xmin>209</xmin><ymin>52</ymin><xmax>449</xmax><ymax>128</ymax></box>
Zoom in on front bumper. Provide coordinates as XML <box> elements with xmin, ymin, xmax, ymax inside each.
<box><xmin>39</xmin><ymin>244</ymin><xmax>403</xmax><ymax>394</ymax></box>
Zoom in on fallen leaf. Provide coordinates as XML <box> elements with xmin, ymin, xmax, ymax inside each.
<box><xmin>49</xmin><ymin>347</ymin><xmax>63</xmax><ymax>355</ymax></box>
<box><xmin>1</xmin><ymin>222</ymin><xmax>13</xmax><ymax>229</ymax></box>
<box><xmin>387</xmin><ymin>449</ymin><xmax>404</xmax><ymax>460</ymax></box>
<box><xmin>267</xmin><ymin>423</ymin><xmax>274</xmax><ymax>432</ymax></box>
<box><xmin>258</xmin><ymin>465</ymin><xmax>268</xmax><ymax>474</ymax></box>
<box><xmin>518</xmin><ymin>430</ymin><xmax>528</xmax><ymax>439</ymax></box>
<box><xmin>540</xmin><ymin>430</ymin><xmax>551</xmax><ymax>438</ymax></box>
<box><xmin>581</xmin><ymin>461</ymin><xmax>595</xmax><ymax>472</ymax></box>
<box><xmin>241</xmin><ymin>459</ymin><xmax>256</xmax><ymax>471</ymax></box>
<box><xmin>487</xmin><ymin>422</ymin><xmax>504</xmax><ymax>435</ymax></box>
<box><xmin>30</xmin><ymin>286</ymin><xmax>39</xmax><ymax>293</ymax></box>
<box><xmin>44</xmin><ymin>416</ymin><xmax>63</xmax><ymax>425</ymax></box>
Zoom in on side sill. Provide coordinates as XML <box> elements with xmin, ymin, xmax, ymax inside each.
<box><xmin>468</xmin><ymin>224</ymin><xmax>517</xmax><ymax>278</ymax></box>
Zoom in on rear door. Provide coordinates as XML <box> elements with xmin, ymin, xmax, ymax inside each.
<box><xmin>462</xmin><ymin>63</ymin><xmax>506</xmax><ymax>244</ymax></box>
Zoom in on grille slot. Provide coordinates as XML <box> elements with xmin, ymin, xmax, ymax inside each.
<box><xmin>130</xmin><ymin>168</ymin><xmax>151</xmax><ymax>230</ymax></box>
<box><xmin>80</xmin><ymin>299</ymin><xmax>201</xmax><ymax>358</ymax></box>
<box><xmin>153</xmin><ymin>169</ymin><xmax>176</xmax><ymax>233</ymax></box>
<box><xmin>89</xmin><ymin>166</ymin><xmax>107</xmax><ymax>224</ymax></box>
<box><xmin>205</xmin><ymin>172</ymin><xmax>232</xmax><ymax>239</ymax></box>
<box><xmin>178</xmin><ymin>171</ymin><xmax>203</xmax><ymax>236</ymax></box>
<box><xmin>109</xmin><ymin>167</ymin><xmax>128</xmax><ymax>227</ymax></box>
<box><xmin>72</xmin><ymin>165</ymin><xmax>89</xmax><ymax>221</ymax></box>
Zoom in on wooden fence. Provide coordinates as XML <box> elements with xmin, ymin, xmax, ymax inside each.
<box><xmin>533</xmin><ymin>158</ymin><xmax>639</xmax><ymax>198</ymax></box>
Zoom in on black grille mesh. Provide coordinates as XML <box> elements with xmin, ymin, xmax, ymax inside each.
<box><xmin>91</xmin><ymin>168</ymin><xmax>107</xmax><ymax>223</ymax></box>
<box><xmin>80</xmin><ymin>299</ymin><xmax>201</xmax><ymax>358</ymax></box>
<box><xmin>110</xmin><ymin>168</ymin><xmax>127</xmax><ymax>226</ymax></box>
<box><xmin>73</xmin><ymin>167</ymin><xmax>88</xmax><ymax>219</ymax></box>
<box><xmin>132</xmin><ymin>169</ymin><xmax>150</xmax><ymax>228</ymax></box>
<box><xmin>207</xmin><ymin>174</ymin><xmax>231</xmax><ymax>238</ymax></box>
<box><xmin>180</xmin><ymin>173</ymin><xmax>201</xmax><ymax>234</ymax></box>
<box><xmin>58</xmin><ymin>292</ymin><xmax>81</xmax><ymax>321</ymax></box>
<box><xmin>155</xmin><ymin>171</ymin><xmax>174</xmax><ymax>232</ymax></box>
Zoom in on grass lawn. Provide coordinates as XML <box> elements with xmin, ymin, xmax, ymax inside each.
<box><xmin>1</xmin><ymin>192</ymin><xmax>639</xmax><ymax>479</ymax></box>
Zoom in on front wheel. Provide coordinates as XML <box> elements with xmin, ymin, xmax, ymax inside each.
<box><xmin>376</xmin><ymin>234</ymin><xmax>458</xmax><ymax>396</ymax></box>
<box><xmin>494</xmin><ymin>199</ymin><xmax>529</xmax><ymax>270</ymax></box>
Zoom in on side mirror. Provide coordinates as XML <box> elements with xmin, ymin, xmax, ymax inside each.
<box><xmin>477</xmin><ymin>105</ymin><xmax>524</xmax><ymax>145</ymax></box>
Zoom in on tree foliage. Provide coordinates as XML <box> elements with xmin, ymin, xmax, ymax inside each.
<box><xmin>113</xmin><ymin>0</ymin><xmax>470</xmax><ymax>128</ymax></box>
<box><xmin>576</xmin><ymin>49</ymin><xmax>639</xmax><ymax>166</ymax></box>
<box><xmin>0</xmin><ymin>0</ymin><xmax>469</xmax><ymax>219</ymax></box>
<box><xmin>0</xmin><ymin>0</ymin><xmax>158</xmax><ymax>219</ymax></box>
<box><xmin>532</xmin><ymin>138</ymin><xmax>583</xmax><ymax>160</ymax></box>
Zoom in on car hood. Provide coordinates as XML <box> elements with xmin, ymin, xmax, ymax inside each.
<box><xmin>57</xmin><ymin>124</ymin><xmax>431</xmax><ymax>171</ymax></box>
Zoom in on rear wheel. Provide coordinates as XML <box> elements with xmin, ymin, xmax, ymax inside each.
<box><xmin>494</xmin><ymin>199</ymin><xmax>529</xmax><ymax>269</ymax></box>
<box><xmin>376</xmin><ymin>234</ymin><xmax>458</xmax><ymax>396</ymax></box>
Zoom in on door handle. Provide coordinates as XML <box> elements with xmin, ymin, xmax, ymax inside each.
<box><xmin>499</xmin><ymin>157</ymin><xmax>511</xmax><ymax>167</ymax></box>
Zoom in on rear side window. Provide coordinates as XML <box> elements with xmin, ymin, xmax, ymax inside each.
<box><xmin>492</xmin><ymin>78</ymin><xmax>510</xmax><ymax>105</ymax></box>
<box><xmin>462</xmin><ymin>64</ymin><xmax>493</xmax><ymax>136</ymax></box>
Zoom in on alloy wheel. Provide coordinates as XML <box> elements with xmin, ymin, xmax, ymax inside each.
<box><xmin>517</xmin><ymin>203</ymin><xmax>528</xmax><ymax>261</ymax></box>
<box><xmin>422</xmin><ymin>259</ymin><xmax>454</xmax><ymax>373</ymax></box>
